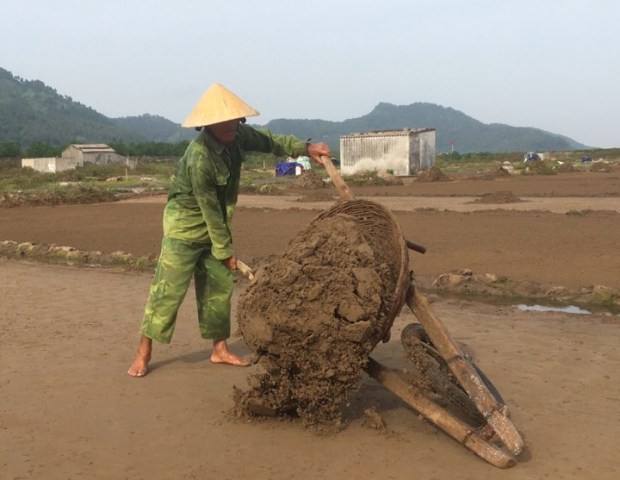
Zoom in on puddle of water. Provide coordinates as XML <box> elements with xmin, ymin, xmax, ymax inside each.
<box><xmin>516</xmin><ymin>304</ymin><xmax>591</xmax><ymax>314</ymax></box>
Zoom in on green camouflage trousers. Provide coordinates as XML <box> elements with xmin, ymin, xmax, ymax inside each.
<box><xmin>139</xmin><ymin>237</ymin><xmax>233</xmax><ymax>343</ymax></box>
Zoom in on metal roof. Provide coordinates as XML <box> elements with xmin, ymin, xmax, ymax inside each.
<box><xmin>341</xmin><ymin>128</ymin><xmax>435</xmax><ymax>138</ymax></box>
<box><xmin>69</xmin><ymin>144</ymin><xmax>116</xmax><ymax>153</ymax></box>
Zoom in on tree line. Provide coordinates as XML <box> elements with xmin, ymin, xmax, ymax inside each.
<box><xmin>0</xmin><ymin>140</ymin><xmax>190</xmax><ymax>158</ymax></box>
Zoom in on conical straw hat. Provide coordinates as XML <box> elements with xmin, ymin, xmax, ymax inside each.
<box><xmin>182</xmin><ymin>83</ymin><xmax>259</xmax><ymax>128</ymax></box>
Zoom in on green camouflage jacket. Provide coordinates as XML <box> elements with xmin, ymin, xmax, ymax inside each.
<box><xmin>163</xmin><ymin>123</ymin><xmax>308</xmax><ymax>259</ymax></box>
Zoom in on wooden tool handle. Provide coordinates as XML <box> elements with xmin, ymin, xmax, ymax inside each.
<box><xmin>406</xmin><ymin>239</ymin><xmax>427</xmax><ymax>254</ymax></box>
<box><xmin>364</xmin><ymin>357</ymin><xmax>516</xmax><ymax>468</ymax></box>
<box><xmin>320</xmin><ymin>155</ymin><xmax>355</xmax><ymax>201</ymax></box>
<box><xmin>236</xmin><ymin>259</ymin><xmax>255</xmax><ymax>280</ymax></box>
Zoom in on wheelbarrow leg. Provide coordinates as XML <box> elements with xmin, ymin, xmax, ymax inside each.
<box><xmin>405</xmin><ymin>285</ymin><xmax>525</xmax><ymax>456</ymax></box>
<box><xmin>364</xmin><ymin>357</ymin><xmax>516</xmax><ymax>468</ymax></box>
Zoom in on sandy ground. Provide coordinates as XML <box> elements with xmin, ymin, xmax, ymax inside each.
<box><xmin>1</xmin><ymin>169</ymin><xmax>620</xmax><ymax>479</ymax></box>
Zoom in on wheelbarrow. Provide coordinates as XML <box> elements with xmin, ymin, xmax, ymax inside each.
<box><xmin>238</xmin><ymin>158</ymin><xmax>524</xmax><ymax>468</ymax></box>
<box><xmin>317</xmin><ymin>156</ymin><xmax>524</xmax><ymax>468</ymax></box>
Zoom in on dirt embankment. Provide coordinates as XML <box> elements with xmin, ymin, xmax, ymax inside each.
<box><xmin>2</xmin><ymin>166</ymin><xmax>619</xmax><ymax>312</ymax></box>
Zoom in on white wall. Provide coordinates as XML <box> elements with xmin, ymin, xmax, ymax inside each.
<box><xmin>340</xmin><ymin>130</ymin><xmax>436</xmax><ymax>176</ymax></box>
<box><xmin>21</xmin><ymin>158</ymin><xmax>57</xmax><ymax>173</ymax></box>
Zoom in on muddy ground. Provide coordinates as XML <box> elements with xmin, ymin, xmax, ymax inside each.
<box><xmin>1</xmin><ymin>168</ymin><xmax>619</xmax><ymax>479</ymax></box>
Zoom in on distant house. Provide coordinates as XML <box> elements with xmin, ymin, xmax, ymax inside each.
<box><xmin>340</xmin><ymin>128</ymin><xmax>436</xmax><ymax>176</ymax></box>
<box><xmin>22</xmin><ymin>144</ymin><xmax>135</xmax><ymax>173</ymax></box>
<box><xmin>60</xmin><ymin>144</ymin><xmax>125</xmax><ymax>166</ymax></box>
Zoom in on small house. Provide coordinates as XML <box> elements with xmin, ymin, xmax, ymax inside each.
<box><xmin>60</xmin><ymin>144</ymin><xmax>124</xmax><ymax>167</ymax></box>
<box><xmin>339</xmin><ymin>128</ymin><xmax>436</xmax><ymax>176</ymax></box>
<box><xmin>22</xmin><ymin>144</ymin><xmax>134</xmax><ymax>173</ymax></box>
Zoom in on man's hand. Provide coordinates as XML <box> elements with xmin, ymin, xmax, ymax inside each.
<box><xmin>307</xmin><ymin>142</ymin><xmax>331</xmax><ymax>165</ymax></box>
<box><xmin>223</xmin><ymin>256</ymin><xmax>238</xmax><ymax>270</ymax></box>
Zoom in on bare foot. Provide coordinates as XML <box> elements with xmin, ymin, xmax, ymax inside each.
<box><xmin>128</xmin><ymin>335</ymin><xmax>152</xmax><ymax>377</ymax></box>
<box><xmin>210</xmin><ymin>339</ymin><xmax>251</xmax><ymax>367</ymax></box>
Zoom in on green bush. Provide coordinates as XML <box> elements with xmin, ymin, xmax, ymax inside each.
<box><xmin>58</xmin><ymin>162</ymin><xmax>129</xmax><ymax>181</ymax></box>
<box><xmin>1</xmin><ymin>184</ymin><xmax>118</xmax><ymax>207</ymax></box>
<box><xmin>343</xmin><ymin>170</ymin><xmax>392</xmax><ymax>186</ymax></box>
<box><xmin>5</xmin><ymin>167</ymin><xmax>59</xmax><ymax>189</ymax></box>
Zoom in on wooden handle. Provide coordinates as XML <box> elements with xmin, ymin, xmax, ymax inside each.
<box><xmin>406</xmin><ymin>239</ymin><xmax>427</xmax><ymax>254</ymax></box>
<box><xmin>364</xmin><ymin>357</ymin><xmax>516</xmax><ymax>468</ymax></box>
<box><xmin>320</xmin><ymin>155</ymin><xmax>355</xmax><ymax>201</ymax></box>
<box><xmin>236</xmin><ymin>259</ymin><xmax>255</xmax><ymax>280</ymax></box>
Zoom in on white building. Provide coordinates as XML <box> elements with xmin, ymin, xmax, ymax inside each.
<box><xmin>340</xmin><ymin>128</ymin><xmax>436</xmax><ymax>176</ymax></box>
<box><xmin>21</xmin><ymin>157</ymin><xmax>79</xmax><ymax>173</ymax></box>
<box><xmin>22</xmin><ymin>144</ymin><xmax>135</xmax><ymax>173</ymax></box>
<box><xmin>60</xmin><ymin>144</ymin><xmax>124</xmax><ymax>166</ymax></box>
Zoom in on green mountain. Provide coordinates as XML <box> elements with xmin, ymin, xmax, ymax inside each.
<box><xmin>0</xmin><ymin>67</ymin><xmax>588</xmax><ymax>152</ymax></box>
<box><xmin>111</xmin><ymin>114</ymin><xmax>194</xmax><ymax>143</ymax></box>
<box><xmin>0</xmin><ymin>67</ymin><xmax>144</xmax><ymax>146</ymax></box>
<box><xmin>259</xmin><ymin>102</ymin><xmax>588</xmax><ymax>153</ymax></box>
<box><xmin>0</xmin><ymin>67</ymin><xmax>195</xmax><ymax>146</ymax></box>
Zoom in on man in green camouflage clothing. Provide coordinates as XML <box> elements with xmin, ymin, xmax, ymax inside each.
<box><xmin>128</xmin><ymin>83</ymin><xmax>330</xmax><ymax>377</ymax></box>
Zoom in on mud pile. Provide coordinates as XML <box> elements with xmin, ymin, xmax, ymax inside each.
<box><xmin>555</xmin><ymin>162</ymin><xmax>575</xmax><ymax>173</ymax></box>
<box><xmin>289</xmin><ymin>170</ymin><xmax>336</xmax><ymax>202</ymax></box>
<box><xmin>291</xmin><ymin>169</ymin><xmax>325</xmax><ymax>189</ymax></box>
<box><xmin>416</xmin><ymin>166</ymin><xmax>450</xmax><ymax>182</ymax></box>
<box><xmin>234</xmin><ymin>210</ymin><xmax>400</xmax><ymax>428</ymax></box>
<box><xmin>590</xmin><ymin>161</ymin><xmax>611</xmax><ymax>172</ymax></box>
<box><xmin>469</xmin><ymin>166</ymin><xmax>513</xmax><ymax>180</ymax></box>
<box><xmin>473</xmin><ymin>191</ymin><xmax>523</xmax><ymax>204</ymax></box>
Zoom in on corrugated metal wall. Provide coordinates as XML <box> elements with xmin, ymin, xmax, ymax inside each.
<box><xmin>340</xmin><ymin>129</ymin><xmax>435</xmax><ymax>176</ymax></box>
<box><xmin>61</xmin><ymin>145</ymin><xmax>124</xmax><ymax>166</ymax></box>
<box><xmin>410</xmin><ymin>130</ymin><xmax>436</xmax><ymax>172</ymax></box>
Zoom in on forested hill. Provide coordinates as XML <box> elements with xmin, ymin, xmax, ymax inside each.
<box><xmin>1</xmin><ymin>67</ymin><xmax>587</xmax><ymax>152</ymax></box>
<box><xmin>259</xmin><ymin>103</ymin><xmax>587</xmax><ymax>153</ymax></box>
<box><xmin>0</xmin><ymin>67</ymin><xmax>140</xmax><ymax>145</ymax></box>
<box><xmin>0</xmin><ymin>67</ymin><xmax>193</xmax><ymax>147</ymax></box>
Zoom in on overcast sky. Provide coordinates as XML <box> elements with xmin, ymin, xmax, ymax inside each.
<box><xmin>2</xmin><ymin>0</ymin><xmax>619</xmax><ymax>148</ymax></box>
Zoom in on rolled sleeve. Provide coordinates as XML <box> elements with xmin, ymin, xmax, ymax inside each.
<box><xmin>240</xmin><ymin>124</ymin><xmax>308</xmax><ymax>158</ymax></box>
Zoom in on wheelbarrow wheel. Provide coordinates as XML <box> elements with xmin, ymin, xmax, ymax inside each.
<box><xmin>401</xmin><ymin>323</ymin><xmax>504</xmax><ymax>425</ymax></box>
